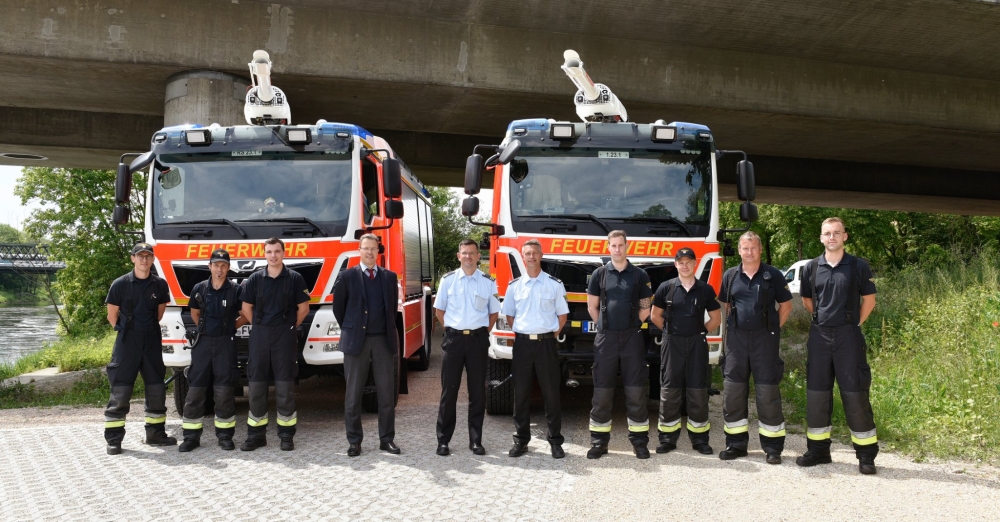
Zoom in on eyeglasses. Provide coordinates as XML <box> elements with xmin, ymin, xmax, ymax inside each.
<box><xmin>821</xmin><ymin>231</ymin><xmax>844</xmax><ymax>238</ymax></box>
<box><xmin>359</xmin><ymin>247</ymin><xmax>379</xmax><ymax>252</ymax></box>
<box><xmin>134</xmin><ymin>255</ymin><xmax>154</xmax><ymax>261</ymax></box>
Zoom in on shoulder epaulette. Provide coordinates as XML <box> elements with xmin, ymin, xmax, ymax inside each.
<box><xmin>508</xmin><ymin>277</ymin><xmax>520</xmax><ymax>285</ymax></box>
<box><xmin>482</xmin><ymin>272</ymin><xmax>495</xmax><ymax>281</ymax></box>
<box><xmin>442</xmin><ymin>271</ymin><xmax>456</xmax><ymax>279</ymax></box>
<box><xmin>549</xmin><ymin>275</ymin><xmax>562</xmax><ymax>284</ymax></box>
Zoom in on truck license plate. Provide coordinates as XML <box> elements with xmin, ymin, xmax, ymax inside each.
<box><xmin>236</xmin><ymin>325</ymin><xmax>252</xmax><ymax>338</ymax></box>
<box><xmin>582</xmin><ymin>321</ymin><xmax>596</xmax><ymax>333</ymax></box>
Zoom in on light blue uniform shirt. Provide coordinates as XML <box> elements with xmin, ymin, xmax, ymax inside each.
<box><xmin>501</xmin><ymin>271</ymin><xmax>570</xmax><ymax>334</ymax></box>
<box><xmin>433</xmin><ymin>268</ymin><xmax>501</xmax><ymax>330</ymax></box>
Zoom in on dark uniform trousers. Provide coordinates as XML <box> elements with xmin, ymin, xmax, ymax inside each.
<box><xmin>344</xmin><ymin>333</ymin><xmax>396</xmax><ymax>445</ymax></box>
<box><xmin>590</xmin><ymin>329</ymin><xmax>649</xmax><ymax>446</ymax></box>
<box><xmin>512</xmin><ymin>336</ymin><xmax>563</xmax><ymax>446</ymax></box>
<box><xmin>437</xmin><ymin>328</ymin><xmax>489</xmax><ymax>445</ymax></box>
<box><xmin>658</xmin><ymin>333</ymin><xmax>711</xmax><ymax>446</ymax></box>
<box><xmin>721</xmin><ymin>327</ymin><xmax>785</xmax><ymax>454</ymax></box>
<box><xmin>246</xmin><ymin>324</ymin><xmax>298</xmax><ymax>440</ymax></box>
<box><xmin>806</xmin><ymin>323</ymin><xmax>879</xmax><ymax>459</ymax></box>
<box><xmin>181</xmin><ymin>335</ymin><xmax>239</xmax><ymax>442</ymax></box>
<box><xmin>104</xmin><ymin>327</ymin><xmax>169</xmax><ymax>444</ymax></box>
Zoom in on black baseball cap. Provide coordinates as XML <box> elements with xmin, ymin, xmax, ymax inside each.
<box><xmin>131</xmin><ymin>243</ymin><xmax>154</xmax><ymax>256</ymax></box>
<box><xmin>209</xmin><ymin>249</ymin><xmax>231</xmax><ymax>264</ymax></box>
<box><xmin>675</xmin><ymin>247</ymin><xmax>696</xmax><ymax>261</ymax></box>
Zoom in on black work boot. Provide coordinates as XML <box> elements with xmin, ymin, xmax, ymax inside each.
<box><xmin>280</xmin><ymin>438</ymin><xmax>295</xmax><ymax>451</ymax></box>
<box><xmin>107</xmin><ymin>443</ymin><xmax>122</xmax><ymax>455</ymax></box>
<box><xmin>795</xmin><ymin>450</ymin><xmax>833</xmax><ymax>467</ymax></box>
<box><xmin>240</xmin><ymin>437</ymin><xmax>267</xmax><ymax>451</ymax></box>
<box><xmin>144</xmin><ymin>428</ymin><xmax>178</xmax><ymax>446</ymax></box>
<box><xmin>719</xmin><ymin>447</ymin><xmax>748</xmax><ymax>460</ymax></box>
<box><xmin>586</xmin><ymin>444</ymin><xmax>608</xmax><ymax>459</ymax></box>
<box><xmin>859</xmin><ymin>456</ymin><xmax>877</xmax><ymax>475</ymax></box>
<box><xmin>655</xmin><ymin>441</ymin><xmax>677</xmax><ymax>454</ymax></box>
<box><xmin>178</xmin><ymin>439</ymin><xmax>200</xmax><ymax>452</ymax></box>
<box><xmin>633</xmin><ymin>445</ymin><xmax>650</xmax><ymax>460</ymax></box>
<box><xmin>218</xmin><ymin>438</ymin><xmax>236</xmax><ymax>451</ymax></box>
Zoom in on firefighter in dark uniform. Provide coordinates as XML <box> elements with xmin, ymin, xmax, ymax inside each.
<box><xmin>239</xmin><ymin>237</ymin><xmax>310</xmax><ymax>452</ymax></box>
<box><xmin>103</xmin><ymin>242</ymin><xmax>174</xmax><ymax>455</ymax></box>
<box><xmin>718</xmin><ymin>232</ymin><xmax>792</xmax><ymax>464</ymax></box>
<box><xmin>586</xmin><ymin>230</ymin><xmax>654</xmax><ymax>459</ymax></box>
<box><xmin>650</xmin><ymin>247</ymin><xmax>722</xmax><ymax>456</ymax></box>
<box><xmin>502</xmin><ymin>239</ymin><xmax>569</xmax><ymax>459</ymax></box>
<box><xmin>798</xmin><ymin>217</ymin><xmax>879</xmax><ymax>475</ymax></box>
<box><xmin>178</xmin><ymin>249</ymin><xmax>248</xmax><ymax>452</ymax></box>
<box><xmin>432</xmin><ymin>239</ymin><xmax>500</xmax><ymax>457</ymax></box>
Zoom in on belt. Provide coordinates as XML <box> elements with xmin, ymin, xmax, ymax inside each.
<box><xmin>445</xmin><ymin>327</ymin><xmax>487</xmax><ymax>336</ymax></box>
<box><xmin>514</xmin><ymin>332</ymin><xmax>556</xmax><ymax>341</ymax></box>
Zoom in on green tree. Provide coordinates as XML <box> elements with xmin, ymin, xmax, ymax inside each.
<box><xmin>427</xmin><ymin>186</ymin><xmax>485</xmax><ymax>277</ymax></box>
<box><xmin>15</xmin><ymin>168</ymin><xmax>146</xmax><ymax>335</ymax></box>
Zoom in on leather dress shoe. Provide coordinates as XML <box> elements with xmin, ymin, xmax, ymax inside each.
<box><xmin>795</xmin><ymin>450</ymin><xmax>832</xmax><ymax>467</ymax></box>
<box><xmin>655</xmin><ymin>441</ymin><xmax>676</xmax><ymax>454</ymax></box>
<box><xmin>508</xmin><ymin>442</ymin><xmax>529</xmax><ymax>458</ymax></box>
<box><xmin>436</xmin><ymin>443</ymin><xmax>450</xmax><ymax>456</ymax></box>
<box><xmin>719</xmin><ymin>447</ymin><xmax>748</xmax><ymax>460</ymax></box>
<box><xmin>550</xmin><ymin>445</ymin><xmax>565</xmax><ymax>459</ymax></box>
<box><xmin>379</xmin><ymin>441</ymin><xmax>400</xmax><ymax>454</ymax></box>
<box><xmin>469</xmin><ymin>442</ymin><xmax>486</xmax><ymax>455</ymax></box>
<box><xmin>859</xmin><ymin>456</ymin><xmax>877</xmax><ymax>475</ymax></box>
<box><xmin>347</xmin><ymin>443</ymin><xmax>362</xmax><ymax>457</ymax></box>
<box><xmin>586</xmin><ymin>445</ymin><xmax>608</xmax><ymax>459</ymax></box>
<box><xmin>766</xmin><ymin>453</ymin><xmax>782</xmax><ymax>465</ymax></box>
<box><xmin>633</xmin><ymin>445</ymin><xmax>651</xmax><ymax>459</ymax></box>
<box><xmin>693</xmin><ymin>444</ymin><xmax>714</xmax><ymax>455</ymax></box>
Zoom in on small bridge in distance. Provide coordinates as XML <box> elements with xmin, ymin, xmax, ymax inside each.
<box><xmin>0</xmin><ymin>244</ymin><xmax>65</xmax><ymax>274</ymax></box>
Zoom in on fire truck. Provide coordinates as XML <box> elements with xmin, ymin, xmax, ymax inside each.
<box><xmin>112</xmin><ymin>51</ymin><xmax>436</xmax><ymax>415</ymax></box>
<box><xmin>462</xmin><ymin>50</ymin><xmax>758</xmax><ymax>414</ymax></box>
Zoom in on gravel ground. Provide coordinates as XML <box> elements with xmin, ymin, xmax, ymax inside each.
<box><xmin>1</xmin><ymin>329</ymin><xmax>998</xmax><ymax>521</ymax></box>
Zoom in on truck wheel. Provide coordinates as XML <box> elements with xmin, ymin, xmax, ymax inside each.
<box><xmin>172</xmin><ymin>368</ymin><xmax>188</xmax><ymax>417</ymax></box>
<box><xmin>485</xmin><ymin>358</ymin><xmax>514</xmax><ymax>415</ymax></box>
<box><xmin>361</xmin><ymin>350</ymin><xmax>400</xmax><ymax>413</ymax></box>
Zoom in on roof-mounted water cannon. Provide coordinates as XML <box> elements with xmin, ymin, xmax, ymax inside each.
<box><xmin>561</xmin><ymin>50</ymin><xmax>628</xmax><ymax>123</ymax></box>
<box><xmin>244</xmin><ymin>50</ymin><xmax>291</xmax><ymax>125</ymax></box>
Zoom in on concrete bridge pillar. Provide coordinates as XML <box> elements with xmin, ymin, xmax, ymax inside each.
<box><xmin>164</xmin><ymin>71</ymin><xmax>250</xmax><ymax>128</ymax></box>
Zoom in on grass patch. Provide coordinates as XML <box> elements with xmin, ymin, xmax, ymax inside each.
<box><xmin>0</xmin><ymin>332</ymin><xmax>116</xmax><ymax>381</ymax></box>
<box><xmin>0</xmin><ymin>370</ymin><xmax>147</xmax><ymax>409</ymax></box>
<box><xmin>774</xmin><ymin>253</ymin><xmax>1000</xmax><ymax>464</ymax></box>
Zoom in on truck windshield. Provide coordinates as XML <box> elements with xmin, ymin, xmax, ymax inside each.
<box><xmin>153</xmin><ymin>152</ymin><xmax>353</xmax><ymax>230</ymax></box>
<box><xmin>508</xmin><ymin>147</ymin><xmax>712</xmax><ymax>237</ymax></box>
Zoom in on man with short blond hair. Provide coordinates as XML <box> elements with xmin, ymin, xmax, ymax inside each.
<box><xmin>799</xmin><ymin>218</ymin><xmax>879</xmax><ymax>474</ymax></box>
<box><xmin>717</xmin><ymin>232</ymin><xmax>792</xmax><ymax>464</ymax></box>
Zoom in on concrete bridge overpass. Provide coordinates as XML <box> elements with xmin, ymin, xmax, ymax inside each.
<box><xmin>1</xmin><ymin>0</ymin><xmax>999</xmax><ymax>215</ymax></box>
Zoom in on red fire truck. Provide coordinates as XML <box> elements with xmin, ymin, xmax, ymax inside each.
<box><xmin>112</xmin><ymin>51</ymin><xmax>436</xmax><ymax>414</ymax></box>
<box><xmin>462</xmin><ymin>50</ymin><xmax>757</xmax><ymax>413</ymax></box>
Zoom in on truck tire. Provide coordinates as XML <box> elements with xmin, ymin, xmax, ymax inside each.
<box><xmin>485</xmin><ymin>358</ymin><xmax>514</xmax><ymax>415</ymax></box>
<box><xmin>172</xmin><ymin>368</ymin><xmax>188</xmax><ymax>417</ymax></box>
<box><xmin>362</xmin><ymin>349</ymin><xmax>400</xmax><ymax>413</ymax></box>
<box><xmin>408</xmin><ymin>300</ymin><xmax>433</xmax><ymax>371</ymax></box>
<box><xmin>171</xmin><ymin>367</ymin><xmax>214</xmax><ymax>418</ymax></box>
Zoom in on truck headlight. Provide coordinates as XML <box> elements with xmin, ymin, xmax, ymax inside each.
<box><xmin>326</xmin><ymin>320</ymin><xmax>341</xmax><ymax>336</ymax></box>
<box><xmin>495</xmin><ymin>316</ymin><xmax>512</xmax><ymax>331</ymax></box>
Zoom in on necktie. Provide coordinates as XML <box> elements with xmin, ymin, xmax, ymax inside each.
<box><xmin>367</xmin><ymin>268</ymin><xmax>375</xmax><ymax>280</ymax></box>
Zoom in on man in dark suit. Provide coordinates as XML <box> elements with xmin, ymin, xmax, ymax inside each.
<box><xmin>332</xmin><ymin>233</ymin><xmax>401</xmax><ymax>457</ymax></box>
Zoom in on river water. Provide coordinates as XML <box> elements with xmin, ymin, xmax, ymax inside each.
<box><xmin>0</xmin><ymin>306</ymin><xmax>62</xmax><ymax>365</ymax></box>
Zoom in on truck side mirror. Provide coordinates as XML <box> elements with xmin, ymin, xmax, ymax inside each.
<box><xmin>115</xmin><ymin>163</ymin><xmax>132</xmax><ymax>205</ymax></box>
<box><xmin>740</xmin><ymin>201</ymin><xmax>758</xmax><ymax>223</ymax></box>
<box><xmin>113</xmin><ymin>205</ymin><xmax>130</xmax><ymax>225</ymax></box>
<box><xmin>384</xmin><ymin>199</ymin><xmax>404</xmax><ymax>219</ymax></box>
<box><xmin>737</xmin><ymin>160</ymin><xmax>756</xmax><ymax>201</ymax></box>
<box><xmin>464</xmin><ymin>154</ymin><xmax>484</xmax><ymax>195</ymax></box>
<box><xmin>382</xmin><ymin>158</ymin><xmax>402</xmax><ymax>199</ymax></box>
<box><xmin>498</xmin><ymin>139</ymin><xmax>521</xmax><ymax>165</ymax></box>
<box><xmin>461</xmin><ymin>197</ymin><xmax>480</xmax><ymax>217</ymax></box>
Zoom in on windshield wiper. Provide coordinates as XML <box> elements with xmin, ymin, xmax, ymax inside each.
<box><xmin>605</xmin><ymin>216</ymin><xmax>693</xmax><ymax>237</ymax></box>
<box><xmin>162</xmin><ymin>219</ymin><xmax>247</xmax><ymax>238</ymax></box>
<box><xmin>525</xmin><ymin>214</ymin><xmax>612</xmax><ymax>233</ymax></box>
<box><xmin>238</xmin><ymin>217</ymin><xmax>328</xmax><ymax>237</ymax></box>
